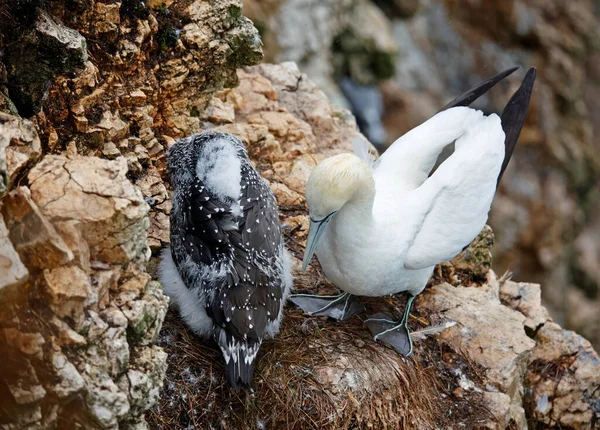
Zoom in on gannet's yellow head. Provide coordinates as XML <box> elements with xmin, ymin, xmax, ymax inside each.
<box><xmin>302</xmin><ymin>153</ymin><xmax>374</xmax><ymax>270</ymax></box>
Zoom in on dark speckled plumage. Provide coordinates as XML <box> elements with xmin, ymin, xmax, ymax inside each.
<box><xmin>161</xmin><ymin>131</ymin><xmax>292</xmax><ymax>391</ymax></box>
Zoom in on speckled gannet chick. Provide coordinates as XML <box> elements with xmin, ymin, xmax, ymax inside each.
<box><xmin>291</xmin><ymin>67</ymin><xmax>536</xmax><ymax>356</ymax></box>
<box><xmin>159</xmin><ymin>131</ymin><xmax>293</xmax><ymax>391</ymax></box>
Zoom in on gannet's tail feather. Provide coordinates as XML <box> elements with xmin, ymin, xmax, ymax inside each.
<box><xmin>440</xmin><ymin>66</ymin><xmax>519</xmax><ymax>111</ymax></box>
<box><xmin>372</xmin><ymin>67</ymin><xmax>535</xmax><ymax>203</ymax></box>
<box><xmin>372</xmin><ymin>68</ymin><xmax>520</xmax><ymax>196</ymax></box>
<box><xmin>498</xmin><ymin>67</ymin><xmax>536</xmax><ymax>186</ymax></box>
<box><xmin>439</xmin><ymin>66</ymin><xmax>536</xmax><ymax>186</ymax></box>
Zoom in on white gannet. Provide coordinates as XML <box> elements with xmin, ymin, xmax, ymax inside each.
<box><xmin>159</xmin><ymin>131</ymin><xmax>293</xmax><ymax>391</ymax></box>
<box><xmin>291</xmin><ymin>67</ymin><xmax>536</xmax><ymax>355</ymax></box>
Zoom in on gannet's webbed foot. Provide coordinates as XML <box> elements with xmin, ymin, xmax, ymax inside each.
<box><xmin>365</xmin><ymin>313</ymin><xmax>413</xmax><ymax>356</ymax></box>
<box><xmin>365</xmin><ymin>293</ymin><xmax>416</xmax><ymax>356</ymax></box>
<box><xmin>289</xmin><ymin>292</ymin><xmax>365</xmax><ymax>321</ymax></box>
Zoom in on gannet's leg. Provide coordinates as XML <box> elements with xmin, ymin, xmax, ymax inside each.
<box><xmin>289</xmin><ymin>292</ymin><xmax>365</xmax><ymax>321</ymax></box>
<box><xmin>365</xmin><ymin>293</ymin><xmax>416</xmax><ymax>356</ymax></box>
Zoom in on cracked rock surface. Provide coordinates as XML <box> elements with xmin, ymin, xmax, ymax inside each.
<box><xmin>501</xmin><ymin>281</ymin><xmax>600</xmax><ymax>428</ymax></box>
<box><xmin>4</xmin><ymin>9</ymin><xmax>88</xmax><ymax>117</ymax></box>
<box><xmin>0</xmin><ymin>0</ymin><xmax>261</xmax><ymax>427</ymax></box>
<box><xmin>0</xmin><ymin>113</ymin><xmax>42</xmax><ymax>197</ymax></box>
<box><xmin>0</xmin><ymin>152</ymin><xmax>168</xmax><ymax>429</ymax></box>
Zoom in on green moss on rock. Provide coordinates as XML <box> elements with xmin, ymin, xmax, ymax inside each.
<box><xmin>225</xmin><ymin>16</ymin><xmax>264</xmax><ymax>68</ymax></box>
<box><xmin>450</xmin><ymin>225</ymin><xmax>495</xmax><ymax>277</ymax></box>
<box><xmin>124</xmin><ymin>281</ymin><xmax>169</xmax><ymax>347</ymax></box>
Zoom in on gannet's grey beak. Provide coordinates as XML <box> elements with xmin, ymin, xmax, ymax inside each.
<box><xmin>302</xmin><ymin>212</ymin><xmax>336</xmax><ymax>271</ymax></box>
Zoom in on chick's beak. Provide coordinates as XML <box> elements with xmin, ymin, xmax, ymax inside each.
<box><xmin>302</xmin><ymin>212</ymin><xmax>336</xmax><ymax>271</ymax></box>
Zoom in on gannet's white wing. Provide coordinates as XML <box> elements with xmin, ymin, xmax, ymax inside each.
<box><xmin>372</xmin><ymin>107</ymin><xmax>486</xmax><ymax>201</ymax></box>
<box><xmin>401</xmin><ymin>113</ymin><xmax>505</xmax><ymax>270</ymax></box>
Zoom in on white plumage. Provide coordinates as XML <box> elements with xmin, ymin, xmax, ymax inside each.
<box><xmin>314</xmin><ymin>108</ymin><xmax>503</xmax><ymax>297</ymax></box>
<box><xmin>292</xmin><ymin>67</ymin><xmax>536</xmax><ymax>355</ymax></box>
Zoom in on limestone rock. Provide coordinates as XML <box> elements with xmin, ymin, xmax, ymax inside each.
<box><xmin>200</xmin><ymin>96</ymin><xmax>236</xmax><ymax>124</ymax></box>
<box><xmin>50</xmin><ymin>316</ymin><xmax>87</xmax><ymax>347</ymax></box>
<box><xmin>135</xmin><ymin>166</ymin><xmax>170</xmax><ymax>251</ymax></box>
<box><xmin>4</xmin><ymin>9</ymin><xmax>87</xmax><ymax>116</ymax></box>
<box><xmin>480</xmin><ymin>391</ymin><xmax>512</xmax><ymax>429</ymax></box>
<box><xmin>419</xmin><ymin>273</ymin><xmax>536</xmax><ymax>427</ymax></box>
<box><xmin>83</xmin><ymin>367</ymin><xmax>131</xmax><ymax>429</ymax></box>
<box><xmin>96</xmin><ymin>110</ymin><xmax>130</xmax><ymax>142</ymax></box>
<box><xmin>43</xmin><ymin>265</ymin><xmax>94</xmax><ymax>325</ymax></box>
<box><xmin>2</xmin><ymin>187</ymin><xmax>74</xmax><ymax>271</ymax></box>
<box><xmin>0</xmin><ymin>152</ymin><xmax>167</xmax><ymax>429</ymax></box>
<box><xmin>500</xmin><ymin>280</ymin><xmax>550</xmax><ymax>334</ymax></box>
<box><xmin>499</xmin><ymin>272</ymin><xmax>600</xmax><ymax>428</ymax></box>
<box><xmin>270</xmin><ymin>182</ymin><xmax>304</xmax><ymax>207</ymax></box>
<box><xmin>525</xmin><ymin>322</ymin><xmax>600</xmax><ymax>428</ymax></box>
<box><xmin>0</xmin><ymin>216</ymin><xmax>28</xmax><ymax>299</ymax></box>
<box><xmin>120</xmin><ymin>279</ymin><xmax>169</xmax><ymax>346</ymax></box>
<box><xmin>120</xmin><ymin>346</ymin><xmax>168</xmax><ymax>425</ymax></box>
<box><xmin>0</xmin><ymin>113</ymin><xmax>42</xmax><ymax>193</ymax></box>
<box><xmin>0</xmin><ymin>0</ymin><xmax>262</xmax><ymax>428</ymax></box>
<box><xmin>27</xmin><ymin>155</ymin><xmax>150</xmax><ymax>264</ymax></box>
<box><xmin>50</xmin><ymin>351</ymin><xmax>85</xmax><ymax>399</ymax></box>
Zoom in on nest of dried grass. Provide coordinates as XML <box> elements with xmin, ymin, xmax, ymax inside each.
<box><xmin>146</xmin><ymin>245</ymin><xmax>492</xmax><ymax>429</ymax></box>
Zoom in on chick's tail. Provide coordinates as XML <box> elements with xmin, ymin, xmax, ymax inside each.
<box><xmin>216</xmin><ymin>329</ymin><xmax>261</xmax><ymax>392</ymax></box>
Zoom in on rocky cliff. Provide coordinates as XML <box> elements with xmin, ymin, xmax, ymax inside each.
<box><xmin>0</xmin><ymin>1</ymin><xmax>598</xmax><ymax>429</ymax></box>
<box><xmin>0</xmin><ymin>0</ymin><xmax>261</xmax><ymax>428</ymax></box>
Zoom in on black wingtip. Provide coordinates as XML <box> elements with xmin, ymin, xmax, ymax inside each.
<box><xmin>440</xmin><ymin>66</ymin><xmax>520</xmax><ymax>111</ymax></box>
<box><xmin>497</xmin><ymin>67</ymin><xmax>537</xmax><ymax>186</ymax></box>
